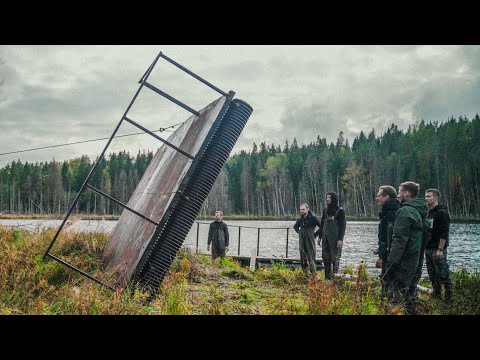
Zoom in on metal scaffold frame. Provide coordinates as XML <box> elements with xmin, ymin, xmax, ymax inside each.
<box><xmin>43</xmin><ymin>51</ymin><xmax>231</xmax><ymax>291</ymax></box>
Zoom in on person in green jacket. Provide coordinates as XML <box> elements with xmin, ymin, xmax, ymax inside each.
<box><xmin>207</xmin><ymin>210</ymin><xmax>229</xmax><ymax>260</ymax></box>
<box><xmin>385</xmin><ymin>181</ymin><xmax>428</xmax><ymax>315</ymax></box>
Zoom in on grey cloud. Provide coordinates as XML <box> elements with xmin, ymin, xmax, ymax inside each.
<box><xmin>413</xmin><ymin>77</ymin><xmax>480</xmax><ymax>122</ymax></box>
<box><xmin>213</xmin><ymin>60</ymin><xmax>266</xmax><ymax>81</ymax></box>
<box><xmin>271</xmin><ymin>99</ymin><xmax>406</xmax><ymax>149</ymax></box>
<box><xmin>377</xmin><ymin>45</ymin><xmax>423</xmax><ymax>53</ymax></box>
<box><xmin>268</xmin><ymin>56</ymin><xmax>331</xmax><ymax>82</ymax></box>
<box><xmin>276</xmin><ymin>101</ymin><xmax>351</xmax><ymax>146</ymax></box>
<box><xmin>462</xmin><ymin>45</ymin><xmax>480</xmax><ymax>74</ymax></box>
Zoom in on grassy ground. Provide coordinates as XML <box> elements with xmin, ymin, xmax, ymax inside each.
<box><xmin>0</xmin><ymin>225</ymin><xmax>478</xmax><ymax>315</ymax></box>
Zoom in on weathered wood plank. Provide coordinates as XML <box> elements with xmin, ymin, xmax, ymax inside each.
<box><xmin>103</xmin><ymin>96</ymin><xmax>226</xmax><ymax>285</ymax></box>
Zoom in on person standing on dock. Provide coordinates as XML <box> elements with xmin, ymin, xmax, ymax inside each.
<box><xmin>375</xmin><ymin>185</ymin><xmax>401</xmax><ymax>296</ymax></box>
<box><xmin>294</xmin><ymin>203</ymin><xmax>322</xmax><ymax>278</ymax></box>
<box><xmin>207</xmin><ymin>210</ymin><xmax>230</xmax><ymax>260</ymax></box>
<box><xmin>316</xmin><ymin>192</ymin><xmax>346</xmax><ymax>280</ymax></box>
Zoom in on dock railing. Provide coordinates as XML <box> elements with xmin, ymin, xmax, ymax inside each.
<box><xmin>190</xmin><ymin>221</ymin><xmax>296</xmax><ymax>259</ymax></box>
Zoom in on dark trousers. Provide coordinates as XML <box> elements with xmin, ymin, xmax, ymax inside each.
<box><xmin>425</xmin><ymin>248</ymin><xmax>453</xmax><ymax>302</ymax></box>
<box><xmin>212</xmin><ymin>237</ymin><xmax>226</xmax><ymax>259</ymax></box>
<box><xmin>299</xmin><ymin>234</ymin><xmax>316</xmax><ymax>276</ymax></box>
<box><xmin>322</xmin><ymin>237</ymin><xmax>341</xmax><ymax>280</ymax></box>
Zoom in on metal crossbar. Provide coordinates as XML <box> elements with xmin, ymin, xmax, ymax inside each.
<box><xmin>86</xmin><ymin>184</ymin><xmax>159</xmax><ymax>226</ymax></box>
<box><xmin>123</xmin><ymin>116</ymin><xmax>194</xmax><ymax>160</ymax></box>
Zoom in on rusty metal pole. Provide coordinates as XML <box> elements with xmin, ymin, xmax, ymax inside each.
<box><xmin>257</xmin><ymin>228</ymin><xmax>260</xmax><ymax>257</ymax></box>
<box><xmin>195</xmin><ymin>222</ymin><xmax>200</xmax><ymax>253</ymax></box>
<box><xmin>238</xmin><ymin>227</ymin><xmax>241</xmax><ymax>256</ymax></box>
<box><xmin>286</xmin><ymin>228</ymin><xmax>289</xmax><ymax>258</ymax></box>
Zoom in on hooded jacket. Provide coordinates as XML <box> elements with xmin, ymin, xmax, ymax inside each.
<box><xmin>386</xmin><ymin>197</ymin><xmax>428</xmax><ymax>281</ymax></box>
<box><xmin>316</xmin><ymin>192</ymin><xmax>346</xmax><ymax>240</ymax></box>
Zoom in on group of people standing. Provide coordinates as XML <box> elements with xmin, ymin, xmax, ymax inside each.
<box><xmin>375</xmin><ymin>182</ymin><xmax>453</xmax><ymax>314</ymax></box>
<box><xmin>206</xmin><ymin>181</ymin><xmax>453</xmax><ymax>315</ymax></box>
<box><xmin>292</xmin><ymin>182</ymin><xmax>453</xmax><ymax>314</ymax></box>
<box><xmin>293</xmin><ymin>192</ymin><xmax>346</xmax><ymax>280</ymax></box>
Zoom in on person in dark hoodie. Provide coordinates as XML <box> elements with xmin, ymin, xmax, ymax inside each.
<box><xmin>207</xmin><ymin>210</ymin><xmax>229</xmax><ymax>260</ymax></box>
<box><xmin>294</xmin><ymin>203</ymin><xmax>322</xmax><ymax>278</ymax></box>
<box><xmin>374</xmin><ymin>185</ymin><xmax>401</xmax><ymax>297</ymax></box>
<box><xmin>316</xmin><ymin>192</ymin><xmax>346</xmax><ymax>280</ymax></box>
<box><xmin>425</xmin><ymin>188</ymin><xmax>453</xmax><ymax>304</ymax></box>
<box><xmin>385</xmin><ymin>181</ymin><xmax>428</xmax><ymax>315</ymax></box>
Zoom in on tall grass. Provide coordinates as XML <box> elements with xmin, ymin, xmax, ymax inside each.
<box><xmin>1</xmin><ymin>225</ymin><xmax>478</xmax><ymax>315</ymax></box>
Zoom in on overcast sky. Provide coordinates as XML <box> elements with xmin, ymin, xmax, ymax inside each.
<box><xmin>0</xmin><ymin>45</ymin><xmax>479</xmax><ymax>167</ymax></box>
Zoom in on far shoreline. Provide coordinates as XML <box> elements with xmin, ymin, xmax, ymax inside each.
<box><xmin>1</xmin><ymin>213</ymin><xmax>479</xmax><ymax>223</ymax></box>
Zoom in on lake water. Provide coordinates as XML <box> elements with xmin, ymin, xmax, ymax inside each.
<box><xmin>1</xmin><ymin>219</ymin><xmax>479</xmax><ymax>276</ymax></box>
